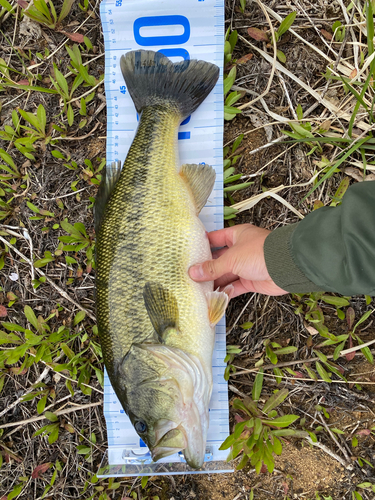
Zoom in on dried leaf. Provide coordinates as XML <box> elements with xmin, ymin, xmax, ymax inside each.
<box><xmin>64</xmin><ymin>423</ymin><xmax>75</xmax><ymax>433</ymax></box>
<box><xmin>17</xmin><ymin>0</ymin><xmax>28</xmax><ymax>7</ymax></box>
<box><xmin>321</xmin><ymin>29</ymin><xmax>333</xmax><ymax>41</ymax></box>
<box><xmin>260</xmin><ymin>463</ymin><xmax>268</xmax><ymax>473</ymax></box>
<box><xmin>282</xmin><ymin>482</ymin><xmax>289</xmax><ymax>495</ymax></box>
<box><xmin>236</xmin><ymin>53</ymin><xmax>253</xmax><ymax>64</ymax></box>
<box><xmin>356</xmin><ymin>429</ymin><xmax>371</xmax><ymax>436</ymax></box>
<box><xmin>350</xmin><ymin>69</ymin><xmax>357</xmax><ymax>79</ymax></box>
<box><xmin>247</xmin><ymin>27</ymin><xmax>268</xmax><ymax>42</ymax></box>
<box><xmin>313</xmin><ymin>200</ymin><xmax>324</xmax><ymax>210</ymax></box>
<box><xmin>305</xmin><ymin>325</ymin><xmax>319</xmax><ymax>336</ymax></box>
<box><xmin>60</xmin><ymin>31</ymin><xmax>85</xmax><ymax>43</ymax></box>
<box><xmin>17</xmin><ymin>79</ymin><xmax>29</xmax><ymax>86</ymax></box>
<box><xmin>0</xmin><ymin>305</ymin><xmax>7</xmax><ymax>317</ymax></box>
<box><xmin>32</xmin><ymin>462</ymin><xmax>51</xmax><ymax>478</ymax></box>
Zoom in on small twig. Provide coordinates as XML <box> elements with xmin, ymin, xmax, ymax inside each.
<box><xmin>0</xmin><ymin>401</ymin><xmax>102</xmax><ymax>429</ymax></box>
<box><xmin>55</xmin><ymin>121</ymin><xmax>101</xmax><ymax>142</ymax></box>
<box><xmin>227</xmin><ymin>293</ymin><xmax>256</xmax><ymax>335</ymax></box>
<box><xmin>66</xmin><ymin>83</ymin><xmax>103</xmax><ymax>106</ymax></box>
<box><xmin>232</xmin><ymin>349</ymin><xmax>375</xmax><ymax>377</ymax></box>
<box><xmin>340</xmin><ymin>337</ymin><xmax>375</xmax><ymax>356</ymax></box>
<box><xmin>317</xmin><ymin>413</ymin><xmax>352</xmax><ymax>464</ymax></box>
<box><xmin>306</xmin><ymin>437</ymin><xmax>353</xmax><ymax>469</ymax></box>
<box><xmin>239</xmin><ymin>37</ymin><xmax>370</xmax><ymax>131</ymax></box>
<box><xmin>0</xmin><ymin>367</ymin><xmax>50</xmax><ymax>419</ymax></box>
<box><xmin>277</xmin><ymin>72</ymin><xmax>298</xmax><ymax>120</ymax></box>
<box><xmin>0</xmin><ymin>234</ymin><xmax>95</xmax><ymax>321</ymax></box>
<box><xmin>40</xmin><ymin>187</ymin><xmax>88</xmax><ymax>201</ymax></box>
<box><xmin>237</xmin><ymin>0</ymin><xmax>277</xmax><ymax>111</ymax></box>
<box><xmin>234</xmin><ymin>368</ymin><xmax>375</xmax><ymax>386</ymax></box>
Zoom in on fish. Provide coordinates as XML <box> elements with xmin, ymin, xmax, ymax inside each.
<box><xmin>95</xmin><ymin>50</ymin><xmax>231</xmax><ymax>469</ymax></box>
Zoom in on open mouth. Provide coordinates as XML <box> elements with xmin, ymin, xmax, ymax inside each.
<box><xmin>151</xmin><ymin>427</ymin><xmax>187</xmax><ymax>462</ymax></box>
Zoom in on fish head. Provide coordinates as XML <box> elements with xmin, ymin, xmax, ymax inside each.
<box><xmin>117</xmin><ymin>343</ymin><xmax>212</xmax><ymax>469</ymax></box>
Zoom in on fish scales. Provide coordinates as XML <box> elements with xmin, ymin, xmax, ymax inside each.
<box><xmin>95</xmin><ymin>50</ymin><xmax>229</xmax><ymax>468</ymax></box>
<box><xmin>96</xmin><ymin>104</ymin><xmax>212</xmax><ymax>370</ymax></box>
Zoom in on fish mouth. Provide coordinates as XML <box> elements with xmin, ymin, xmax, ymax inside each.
<box><xmin>151</xmin><ymin>426</ymin><xmax>187</xmax><ymax>462</ymax></box>
<box><xmin>151</xmin><ymin>418</ymin><xmax>206</xmax><ymax>469</ymax></box>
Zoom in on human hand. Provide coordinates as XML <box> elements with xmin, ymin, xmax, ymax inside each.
<box><xmin>189</xmin><ymin>224</ymin><xmax>287</xmax><ymax>298</ymax></box>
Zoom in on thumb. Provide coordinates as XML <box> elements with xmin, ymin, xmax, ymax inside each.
<box><xmin>189</xmin><ymin>251</ymin><xmax>233</xmax><ymax>282</ymax></box>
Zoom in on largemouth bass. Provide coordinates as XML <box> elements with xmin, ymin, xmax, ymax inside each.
<box><xmin>95</xmin><ymin>50</ymin><xmax>231</xmax><ymax>468</ymax></box>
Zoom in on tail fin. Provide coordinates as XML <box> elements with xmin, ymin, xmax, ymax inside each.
<box><xmin>120</xmin><ymin>50</ymin><xmax>219</xmax><ymax>119</ymax></box>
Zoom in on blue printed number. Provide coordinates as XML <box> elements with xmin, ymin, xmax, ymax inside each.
<box><xmin>120</xmin><ymin>86</ymin><xmax>126</xmax><ymax>94</ymax></box>
<box><xmin>158</xmin><ymin>48</ymin><xmax>190</xmax><ymax>60</ymax></box>
<box><xmin>134</xmin><ymin>15</ymin><xmax>190</xmax><ymax>46</ymax></box>
<box><xmin>115</xmin><ymin>0</ymin><xmax>122</xmax><ymax>6</ymax></box>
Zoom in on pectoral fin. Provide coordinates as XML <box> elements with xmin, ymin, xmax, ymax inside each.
<box><xmin>94</xmin><ymin>160</ymin><xmax>122</xmax><ymax>233</ymax></box>
<box><xmin>206</xmin><ymin>285</ymin><xmax>233</xmax><ymax>327</ymax></box>
<box><xmin>180</xmin><ymin>163</ymin><xmax>216</xmax><ymax>214</ymax></box>
<box><xmin>143</xmin><ymin>282</ymin><xmax>179</xmax><ymax>341</ymax></box>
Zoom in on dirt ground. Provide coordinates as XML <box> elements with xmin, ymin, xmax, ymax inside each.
<box><xmin>1</xmin><ymin>0</ymin><xmax>375</xmax><ymax>499</ymax></box>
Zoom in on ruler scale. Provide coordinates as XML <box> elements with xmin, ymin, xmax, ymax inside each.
<box><xmin>99</xmin><ymin>0</ymin><xmax>231</xmax><ymax>476</ymax></box>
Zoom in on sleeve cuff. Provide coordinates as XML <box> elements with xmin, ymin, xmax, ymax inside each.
<box><xmin>264</xmin><ymin>224</ymin><xmax>324</xmax><ymax>293</ymax></box>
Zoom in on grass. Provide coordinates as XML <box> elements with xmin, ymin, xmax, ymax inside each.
<box><xmin>0</xmin><ymin>0</ymin><xmax>375</xmax><ymax>499</ymax></box>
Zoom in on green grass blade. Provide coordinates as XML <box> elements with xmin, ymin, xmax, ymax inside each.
<box><xmin>303</xmin><ymin>137</ymin><xmax>369</xmax><ymax>200</ymax></box>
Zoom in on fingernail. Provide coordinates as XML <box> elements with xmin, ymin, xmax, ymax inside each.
<box><xmin>189</xmin><ymin>264</ymin><xmax>204</xmax><ymax>280</ymax></box>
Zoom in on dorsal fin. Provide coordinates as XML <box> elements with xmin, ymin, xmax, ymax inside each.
<box><xmin>180</xmin><ymin>163</ymin><xmax>216</xmax><ymax>214</ymax></box>
<box><xmin>94</xmin><ymin>160</ymin><xmax>122</xmax><ymax>233</ymax></box>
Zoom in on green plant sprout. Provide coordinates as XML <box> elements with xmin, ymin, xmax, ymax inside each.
<box><xmin>220</xmin><ymin>371</ymin><xmax>306</xmax><ymax>472</ymax></box>
<box><xmin>21</xmin><ymin>0</ymin><xmax>75</xmax><ymax>30</ymax></box>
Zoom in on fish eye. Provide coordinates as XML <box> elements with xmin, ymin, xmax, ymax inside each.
<box><xmin>135</xmin><ymin>420</ymin><xmax>147</xmax><ymax>434</ymax></box>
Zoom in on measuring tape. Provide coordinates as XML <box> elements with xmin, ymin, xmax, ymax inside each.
<box><xmin>99</xmin><ymin>0</ymin><xmax>230</xmax><ymax>476</ymax></box>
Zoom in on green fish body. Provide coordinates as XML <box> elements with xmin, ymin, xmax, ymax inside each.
<box><xmin>95</xmin><ymin>51</ymin><xmax>230</xmax><ymax>468</ymax></box>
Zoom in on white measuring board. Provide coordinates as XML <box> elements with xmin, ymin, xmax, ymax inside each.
<box><xmin>99</xmin><ymin>0</ymin><xmax>232</xmax><ymax>477</ymax></box>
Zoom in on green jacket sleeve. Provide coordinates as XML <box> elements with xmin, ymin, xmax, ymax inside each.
<box><xmin>264</xmin><ymin>181</ymin><xmax>375</xmax><ymax>296</ymax></box>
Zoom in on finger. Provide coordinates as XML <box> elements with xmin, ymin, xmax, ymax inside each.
<box><xmin>189</xmin><ymin>248</ymin><xmax>235</xmax><ymax>282</ymax></box>
<box><xmin>211</xmin><ymin>247</ymin><xmax>228</xmax><ymax>260</ymax></box>
<box><xmin>221</xmin><ymin>279</ymin><xmax>250</xmax><ymax>298</ymax></box>
<box><xmin>214</xmin><ymin>272</ymin><xmax>239</xmax><ymax>289</ymax></box>
<box><xmin>207</xmin><ymin>227</ymin><xmax>236</xmax><ymax>249</ymax></box>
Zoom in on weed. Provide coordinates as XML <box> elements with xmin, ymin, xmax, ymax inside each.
<box><xmin>220</xmin><ymin>370</ymin><xmax>307</xmax><ymax>472</ymax></box>
<box><xmin>50</xmin><ymin>44</ymin><xmax>102</xmax><ymax>125</ymax></box>
<box><xmin>224</xmin><ymin>345</ymin><xmax>243</xmax><ymax>380</ymax></box>
<box><xmin>21</xmin><ymin>0</ymin><xmax>75</xmax><ymax>30</ymax></box>
<box><xmin>292</xmin><ymin>292</ymin><xmax>374</xmax><ymax>380</ymax></box>
<box><xmin>0</xmin><ymin>305</ymin><xmax>102</xmax><ymax>408</ymax></box>
<box><xmin>58</xmin><ymin>218</ymin><xmax>95</xmax><ymax>273</ymax></box>
<box><xmin>223</xmin><ymin>134</ymin><xmax>253</xmax><ymax>223</ymax></box>
<box><xmin>224</xmin><ymin>29</ymin><xmax>243</xmax><ymax>121</ymax></box>
<box><xmin>332</xmin><ymin>20</ymin><xmax>346</xmax><ymax>42</ymax></box>
<box><xmin>247</xmin><ymin>11</ymin><xmax>297</xmax><ymax>63</ymax></box>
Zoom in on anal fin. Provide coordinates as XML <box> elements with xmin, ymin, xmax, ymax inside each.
<box><xmin>143</xmin><ymin>282</ymin><xmax>179</xmax><ymax>341</ymax></box>
<box><xmin>94</xmin><ymin>160</ymin><xmax>122</xmax><ymax>233</ymax></box>
<box><xmin>180</xmin><ymin>163</ymin><xmax>216</xmax><ymax>214</ymax></box>
<box><xmin>206</xmin><ymin>285</ymin><xmax>233</xmax><ymax>327</ymax></box>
